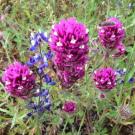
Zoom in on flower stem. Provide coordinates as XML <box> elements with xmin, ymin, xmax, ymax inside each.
<box><xmin>62</xmin><ymin>120</ymin><xmax>68</xmax><ymax>135</ymax></box>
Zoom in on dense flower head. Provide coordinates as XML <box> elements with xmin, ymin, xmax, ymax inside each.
<box><xmin>98</xmin><ymin>17</ymin><xmax>125</xmax><ymax>49</ymax></box>
<box><xmin>62</xmin><ymin>101</ymin><xmax>76</xmax><ymax>113</ymax></box>
<box><xmin>93</xmin><ymin>67</ymin><xmax>116</xmax><ymax>91</ymax></box>
<box><xmin>49</xmin><ymin>17</ymin><xmax>89</xmax><ymax>88</ymax></box>
<box><xmin>2</xmin><ymin>62</ymin><xmax>35</xmax><ymax>99</ymax></box>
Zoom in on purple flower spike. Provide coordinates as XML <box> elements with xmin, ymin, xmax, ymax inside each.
<box><xmin>62</xmin><ymin>101</ymin><xmax>76</xmax><ymax>113</ymax></box>
<box><xmin>2</xmin><ymin>62</ymin><xmax>36</xmax><ymax>99</ymax></box>
<box><xmin>98</xmin><ymin>17</ymin><xmax>125</xmax><ymax>49</ymax></box>
<box><xmin>93</xmin><ymin>67</ymin><xmax>116</xmax><ymax>91</ymax></box>
<box><xmin>49</xmin><ymin>17</ymin><xmax>89</xmax><ymax>88</ymax></box>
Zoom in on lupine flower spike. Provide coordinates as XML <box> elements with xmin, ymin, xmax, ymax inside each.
<box><xmin>25</xmin><ymin>30</ymin><xmax>55</xmax><ymax>117</ymax></box>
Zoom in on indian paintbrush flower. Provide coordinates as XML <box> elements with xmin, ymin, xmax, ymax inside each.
<box><xmin>62</xmin><ymin>101</ymin><xmax>76</xmax><ymax>113</ymax></box>
<box><xmin>98</xmin><ymin>17</ymin><xmax>126</xmax><ymax>57</ymax></box>
<box><xmin>93</xmin><ymin>67</ymin><xmax>116</xmax><ymax>91</ymax></box>
<box><xmin>49</xmin><ymin>17</ymin><xmax>89</xmax><ymax>88</ymax></box>
<box><xmin>2</xmin><ymin>61</ymin><xmax>35</xmax><ymax>99</ymax></box>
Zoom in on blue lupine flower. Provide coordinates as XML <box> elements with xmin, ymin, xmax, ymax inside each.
<box><xmin>27</xmin><ymin>112</ymin><xmax>33</xmax><ymax>117</ymax></box>
<box><xmin>45</xmin><ymin>51</ymin><xmax>53</xmax><ymax>60</ymax></box>
<box><xmin>27</xmin><ymin>54</ymin><xmax>41</xmax><ymax>67</ymax></box>
<box><xmin>27</xmin><ymin>89</ymin><xmax>51</xmax><ymax>116</ymax></box>
<box><xmin>29</xmin><ymin>31</ymin><xmax>49</xmax><ymax>52</ymax></box>
<box><xmin>39</xmin><ymin>32</ymin><xmax>48</xmax><ymax>42</ymax></box>
<box><xmin>27</xmin><ymin>102</ymin><xmax>38</xmax><ymax>110</ymax></box>
<box><xmin>119</xmin><ymin>80</ymin><xmax>124</xmax><ymax>84</ymax></box>
<box><xmin>128</xmin><ymin>78</ymin><xmax>134</xmax><ymax>83</ymax></box>
<box><xmin>43</xmin><ymin>74</ymin><xmax>56</xmax><ymax>85</ymax></box>
<box><xmin>37</xmin><ymin>89</ymin><xmax>51</xmax><ymax>111</ymax></box>
<box><xmin>116</xmin><ymin>68</ymin><xmax>126</xmax><ymax>76</ymax></box>
<box><xmin>29</xmin><ymin>45</ymin><xmax>37</xmax><ymax>51</ymax></box>
<box><xmin>37</xmin><ymin>89</ymin><xmax>49</xmax><ymax>96</ymax></box>
<box><xmin>37</xmin><ymin>68</ymin><xmax>43</xmax><ymax>74</ymax></box>
<box><xmin>48</xmin><ymin>81</ymin><xmax>56</xmax><ymax>85</ymax></box>
<box><xmin>26</xmin><ymin>57</ymin><xmax>37</xmax><ymax>67</ymax></box>
<box><xmin>39</xmin><ymin>63</ymin><xmax>48</xmax><ymax>69</ymax></box>
<box><xmin>128</xmin><ymin>3</ymin><xmax>135</xmax><ymax>9</ymax></box>
<box><xmin>44</xmin><ymin>74</ymin><xmax>51</xmax><ymax>83</ymax></box>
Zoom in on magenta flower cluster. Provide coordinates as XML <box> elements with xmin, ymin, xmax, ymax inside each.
<box><xmin>62</xmin><ymin>101</ymin><xmax>76</xmax><ymax>113</ymax></box>
<box><xmin>98</xmin><ymin>17</ymin><xmax>125</xmax><ymax>57</ymax></box>
<box><xmin>2</xmin><ymin>62</ymin><xmax>35</xmax><ymax>99</ymax></box>
<box><xmin>49</xmin><ymin>18</ymin><xmax>89</xmax><ymax>88</ymax></box>
<box><xmin>93</xmin><ymin>67</ymin><xmax>116</xmax><ymax>91</ymax></box>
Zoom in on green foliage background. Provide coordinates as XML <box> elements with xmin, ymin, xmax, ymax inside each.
<box><xmin>0</xmin><ymin>0</ymin><xmax>135</xmax><ymax>135</ymax></box>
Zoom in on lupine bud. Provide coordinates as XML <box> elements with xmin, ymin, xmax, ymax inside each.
<box><xmin>62</xmin><ymin>101</ymin><xmax>76</xmax><ymax>113</ymax></box>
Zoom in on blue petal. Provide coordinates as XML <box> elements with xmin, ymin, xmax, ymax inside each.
<box><xmin>128</xmin><ymin>78</ymin><xmax>134</xmax><ymax>83</ymax></box>
<box><xmin>29</xmin><ymin>45</ymin><xmax>37</xmax><ymax>51</ymax></box>
<box><xmin>37</xmin><ymin>68</ymin><xmax>43</xmax><ymax>74</ymax></box>
<box><xmin>45</xmin><ymin>51</ymin><xmax>53</xmax><ymax>60</ymax></box>
<box><xmin>40</xmin><ymin>32</ymin><xmax>48</xmax><ymax>42</ymax></box>
<box><xmin>27</xmin><ymin>112</ymin><xmax>33</xmax><ymax>117</ymax></box>
<box><xmin>49</xmin><ymin>81</ymin><xmax>56</xmax><ymax>85</ymax></box>
<box><xmin>39</xmin><ymin>89</ymin><xmax>49</xmax><ymax>96</ymax></box>
<box><xmin>44</xmin><ymin>74</ymin><xmax>52</xmax><ymax>83</ymax></box>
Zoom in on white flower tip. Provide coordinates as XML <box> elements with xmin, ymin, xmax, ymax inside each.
<box><xmin>31</xmin><ymin>40</ymin><xmax>35</xmax><ymax>46</ymax></box>
<box><xmin>111</xmin><ymin>35</ymin><xmax>115</xmax><ymax>38</ymax></box>
<box><xmin>5</xmin><ymin>81</ymin><xmax>11</xmax><ymax>85</ymax></box>
<box><xmin>56</xmin><ymin>41</ymin><xmax>63</xmax><ymax>46</ymax></box>
<box><xmin>107</xmin><ymin>82</ymin><xmax>111</xmax><ymax>85</ymax></box>
<box><xmin>37</xmin><ymin>89</ymin><xmax>40</xmax><ymax>92</ymax></box>
<box><xmin>94</xmin><ymin>71</ymin><xmax>97</xmax><ymax>74</ymax></box>
<box><xmin>48</xmin><ymin>38</ymin><xmax>52</xmax><ymax>42</ymax></box>
<box><xmin>123</xmin><ymin>68</ymin><xmax>126</xmax><ymax>72</ymax></box>
<box><xmin>101</xmin><ymin>79</ymin><xmax>104</xmax><ymax>82</ymax></box>
<box><xmin>86</xmin><ymin>28</ymin><xmax>89</xmax><ymax>34</ymax></box>
<box><xmin>30</xmin><ymin>32</ymin><xmax>34</xmax><ymax>38</ymax></box>
<box><xmin>43</xmin><ymin>56</ymin><xmax>47</xmax><ymax>62</ymax></box>
<box><xmin>22</xmin><ymin>76</ymin><xmax>26</xmax><ymax>80</ymax></box>
<box><xmin>18</xmin><ymin>86</ymin><xmax>23</xmax><ymax>90</ymax></box>
<box><xmin>67</xmin><ymin>54</ymin><xmax>72</xmax><ymax>58</ymax></box>
<box><xmin>114</xmin><ymin>72</ymin><xmax>117</xmax><ymax>75</ymax></box>
<box><xmin>29</xmin><ymin>71</ymin><xmax>33</xmax><ymax>75</ymax></box>
<box><xmin>70</xmin><ymin>37</ymin><xmax>76</xmax><ymax>44</ymax></box>
<box><xmin>52</xmin><ymin>25</ymin><xmax>55</xmax><ymax>29</ymax></box>
<box><xmin>54</xmin><ymin>31</ymin><xmax>58</xmax><ymax>36</ymax></box>
<box><xmin>44</xmin><ymin>32</ymin><xmax>48</xmax><ymax>37</ymax></box>
<box><xmin>96</xmin><ymin>82</ymin><xmax>99</xmax><ymax>85</ymax></box>
<box><xmin>79</xmin><ymin>45</ymin><xmax>85</xmax><ymax>49</ymax></box>
<box><xmin>100</xmin><ymin>29</ymin><xmax>105</xmax><ymax>33</ymax></box>
<box><xmin>121</xmin><ymin>48</ymin><xmax>125</xmax><ymax>51</ymax></box>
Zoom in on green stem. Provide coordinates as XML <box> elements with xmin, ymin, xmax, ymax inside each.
<box><xmin>36</xmin><ymin>115</ymin><xmax>41</xmax><ymax>135</ymax></box>
<box><xmin>77</xmin><ymin>110</ymin><xmax>86</xmax><ymax>135</ymax></box>
<box><xmin>62</xmin><ymin>120</ymin><xmax>68</xmax><ymax>135</ymax></box>
<box><xmin>35</xmin><ymin>42</ymin><xmax>44</xmax><ymax>134</ymax></box>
